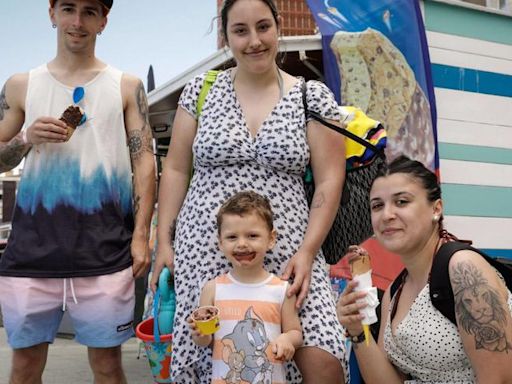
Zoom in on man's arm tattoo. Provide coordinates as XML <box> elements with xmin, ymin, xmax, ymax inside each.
<box><xmin>128</xmin><ymin>127</ymin><xmax>153</xmax><ymax>162</ymax></box>
<box><xmin>452</xmin><ymin>261</ymin><xmax>512</xmax><ymax>353</ymax></box>
<box><xmin>0</xmin><ymin>134</ymin><xmax>31</xmax><ymax>173</ymax></box>
<box><xmin>136</xmin><ymin>82</ymin><xmax>149</xmax><ymax>127</ymax></box>
<box><xmin>133</xmin><ymin>194</ymin><xmax>141</xmax><ymax>217</ymax></box>
<box><xmin>128</xmin><ymin>82</ymin><xmax>153</xmax><ymax>162</ymax></box>
<box><xmin>0</xmin><ymin>84</ymin><xmax>10</xmax><ymax>121</ymax></box>
<box><xmin>169</xmin><ymin>219</ymin><xmax>176</xmax><ymax>246</ymax></box>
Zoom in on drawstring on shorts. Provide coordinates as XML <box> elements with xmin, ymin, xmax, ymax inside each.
<box><xmin>62</xmin><ymin>278</ymin><xmax>78</xmax><ymax>311</ymax></box>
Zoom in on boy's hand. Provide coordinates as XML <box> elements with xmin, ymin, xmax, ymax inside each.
<box><xmin>270</xmin><ymin>334</ymin><xmax>296</xmax><ymax>361</ymax></box>
<box><xmin>187</xmin><ymin>316</ymin><xmax>212</xmax><ymax>347</ymax></box>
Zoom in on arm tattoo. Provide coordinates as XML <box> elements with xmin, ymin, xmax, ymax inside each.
<box><xmin>128</xmin><ymin>126</ymin><xmax>153</xmax><ymax>162</ymax></box>
<box><xmin>452</xmin><ymin>261</ymin><xmax>512</xmax><ymax>353</ymax></box>
<box><xmin>169</xmin><ymin>219</ymin><xmax>176</xmax><ymax>246</ymax></box>
<box><xmin>128</xmin><ymin>82</ymin><xmax>153</xmax><ymax>162</ymax></box>
<box><xmin>0</xmin><ymin>84</ymin><xmax>10</xmax><ymax>121</ymax></box>
<box><xmin>133</xmin><ymin>195</ymin><xmax>141</xmax><ymax>217</ymax></box>
<box><xmin>310</xmin><ymin>191</ymin><xmax>325</xmax><ymax>209</ymax></box>
<box><xmin>0</xmin><ymin>135</ymin><xmax>30</xmax><ymax>173</ymax></box>
<box><xmin>136</xmin><ymin>82</ymin><xmax>149</xmax><ymax>132</ymax></box>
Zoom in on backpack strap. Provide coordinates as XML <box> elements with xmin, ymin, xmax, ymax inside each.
<box><xmin>196</xmin><ymin>70</ymin><xmax>220</xmax><ymax>118</ymax></box>
<box><xmin>389</xmin><ymin>269</ymin><xmax>407</xmax><ymax>321</ymax></box>
<box><xmin>300</xmin><ymin>80</ymin><xmax>385</xmax><ymax>159</ymax></box>
<box><xmin>390</xmin><ymin>269</ymin><xmax>406</xmax><ymax>299</ymax></box>
<box><xmin>430</xmin><ymin>241</ymin><xmax>512</xmax><ymax>325</ymax></box>
<box><xmin>429</xmin><ymin>241</ymin><xmax>464</xmax><ymax>325</ymax></box>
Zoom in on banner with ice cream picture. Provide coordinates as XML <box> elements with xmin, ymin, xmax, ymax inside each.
<box><xmin>306</xmin><ymin>0</ymin><xmax>438</xmax><ymax>171</ymax></box>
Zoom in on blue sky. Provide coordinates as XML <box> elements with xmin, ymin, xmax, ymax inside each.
<box><xmin>0</xmin><ymin>1</ymin><xmax>218</xmax><ymax>90</ymax></box>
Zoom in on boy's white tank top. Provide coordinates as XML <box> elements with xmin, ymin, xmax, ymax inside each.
<box><xmin>211</xmin><ymin>273</ymin><xmax>287</xmax><ymax>384</ymax></box>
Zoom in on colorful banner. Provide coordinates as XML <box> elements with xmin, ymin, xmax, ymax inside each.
<box><xmin>306</xmin><ymin>0</ymin><xmax>438</xmax><ymax>170</ymax></box>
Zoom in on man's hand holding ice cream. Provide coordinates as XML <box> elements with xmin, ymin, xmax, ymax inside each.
<box><xmin>21</xmin><ymin>105</ymin><xmax>85</xmax><ymax>146</ymax></box>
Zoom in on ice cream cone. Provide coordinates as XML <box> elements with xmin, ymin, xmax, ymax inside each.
<box><xmin>65</xmin><ymin>126</ymin><xmax>76</xmax><ymax>141</ymax></box>
<box><xmin>348</xmin><ymin>245</ymin><xmax>374</xmax><ymax>346</ymax></box>
<box><xmin>348</xmin><ymin>245</ymin><xmax>371</xmax><ymax>275</ymax></box>
<box><xmin>59</xmin><ymin>105</ymin><xmax>84</xmax><ymax>142</ymax></box>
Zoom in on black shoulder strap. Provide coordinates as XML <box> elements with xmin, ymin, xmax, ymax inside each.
<box><xmin>390</xmin><ymin>269</ymin><xmax>407</xmax><ymax>299</ymax></box>
<box><xmin>300</xmin><ymin>80</ymin><xmax>385</xmax><ymax>159</ymax></box>
<box><xmin>430</xmin><ymin>241</ymin><xmax>512</xmax><ymax>325</ymax></box>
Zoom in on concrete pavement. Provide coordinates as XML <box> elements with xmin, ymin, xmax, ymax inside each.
<box><xmin>0</xmin><ymin>329</ymin><xmax>155</xmax><ymax>383</ymax></box>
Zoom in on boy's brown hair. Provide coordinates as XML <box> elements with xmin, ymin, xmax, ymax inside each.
<box><xmin>217</xmin><ymin>191</ymin><xmax>274</xmax><ymax>234</ymax></box>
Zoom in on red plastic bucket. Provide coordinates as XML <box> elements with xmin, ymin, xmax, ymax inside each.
<box><xmin>136</xmin><ymin>317</ymin><xmax>173</xmax><ymax>383</ymax></box>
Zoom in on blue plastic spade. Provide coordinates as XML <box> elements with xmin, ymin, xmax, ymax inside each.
<box><xmin>157</xmin><ymin>267</ymin><xmax>176</xmax><ymax>335</ymax></box>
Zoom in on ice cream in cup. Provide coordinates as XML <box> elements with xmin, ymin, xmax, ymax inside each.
<box><xmin>192</xmin><ymin>306</ymin><xmax>220</xmax><ymax>335</ymax></box>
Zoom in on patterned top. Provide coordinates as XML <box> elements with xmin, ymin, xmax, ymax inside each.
<box><xmin>0</xmin><ymin>64</ymin><xmax>133</xmax><ymax>278</ymax></box>
<box><xmin>384</xmin><ymin>283</ymin><xmax>512</xmax><ymax>383</ymax></box>
<box><xmin>212</xmin><ymin>273</ymin><xmax>287</xmax><ymax>384</ymax></box>
<box><xmin>170</xmin><ymin>69</ymin><xmax>349</xmax><ymax>384</ymax></box>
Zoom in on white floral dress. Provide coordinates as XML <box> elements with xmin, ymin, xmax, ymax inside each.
<box><xmin>171</xmin><ymin>69</ymin><xmax>349</xmax><ymax>383</ymax></box>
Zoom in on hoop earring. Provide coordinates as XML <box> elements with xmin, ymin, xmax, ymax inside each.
<box><xmin>52</xmin><ymin>24</ymin><xmax>57</xmax><ymax>29</ymax></box>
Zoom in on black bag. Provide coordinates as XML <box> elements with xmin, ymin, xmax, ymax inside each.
<box><xmin>390</xmin><ymin>241</ymin><xmax>512</xmax><ymax>325</ymax></box>
<box><xmin>302</xmin><ymin>83</ymin><xmax>386</xmax><ymax>264</ymax></box>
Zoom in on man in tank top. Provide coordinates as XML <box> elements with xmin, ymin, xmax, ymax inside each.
<box><xmin>0</xmin><ymin>1</ymin><xmax>156</xmax><ymax>382</ymax></box>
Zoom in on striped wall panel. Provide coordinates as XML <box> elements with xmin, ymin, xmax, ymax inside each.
<box><xmin>423</xmin><ymin>12</ymin><xmax>512</xmax><ymax>256</ymax></box>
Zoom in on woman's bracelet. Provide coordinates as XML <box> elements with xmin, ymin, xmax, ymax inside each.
<box><xmin>345</xmin><ymin>329</ymin><xmax>366</xmax><ymax>344</ymax></box>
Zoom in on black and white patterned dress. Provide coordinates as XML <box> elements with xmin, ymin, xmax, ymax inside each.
<box><xmin>172</xmin><ymin>69</ymin><xmax>349</xmax><ymax>383</ymax></box>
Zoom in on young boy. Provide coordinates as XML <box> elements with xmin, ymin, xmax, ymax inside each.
<box><xmin>188</xmin><ymin>191</ymin><xmax>303</xmax><ymax>384</ymax></box>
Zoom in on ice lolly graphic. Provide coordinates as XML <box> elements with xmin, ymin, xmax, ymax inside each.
<box><xmin>348</xmin><ymin>245</ymin><xmax>379</xmax><ymax>346</ymax></box>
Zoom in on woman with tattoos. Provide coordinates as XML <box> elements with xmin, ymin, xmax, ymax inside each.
<box><xmin>0</xmin><ymin>1</ymin><xmax>156</xmax><ymax>383</ymax></box>
<box><xmin>151</xmin><ymin>0</ymin><xmax>348</xmax><ymax>383</ymax></box>
<box><xmin>338</xmin><ymin>155</ymin><xmax>512</xmax><ymax>383</ymax></box>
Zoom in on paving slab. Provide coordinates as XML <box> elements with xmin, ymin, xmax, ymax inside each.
<box><xmin>0</xmin><ymin>330</ymin><xmax>155</xmax><ymax>383</ymax></box>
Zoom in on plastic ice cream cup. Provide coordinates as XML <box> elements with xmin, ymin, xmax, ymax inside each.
<box><xmin>192</xmin><ymin>306</ymin><xmax>220</xmax><ymax>335</ymax></box>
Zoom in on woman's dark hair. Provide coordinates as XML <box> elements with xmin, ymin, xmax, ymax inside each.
<box><xmin>373</xmin><ymin>155</ymin><xmax>441</xmax><ymax>203</ymax></box>
<box><xmin>220</xmin><ymin>0</ymin><xmax>280</xmax><ymax>41</ymax></box>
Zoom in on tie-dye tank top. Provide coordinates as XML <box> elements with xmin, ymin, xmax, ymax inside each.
<box><xmin>0</xmin><ymin>64</ymin><xmax>133</xmax><ymax>277</ymax></box>
<box><xmin>211</xmin><ymin>272</ymin><xmax>287</xmax><ymax>384</ymax></box>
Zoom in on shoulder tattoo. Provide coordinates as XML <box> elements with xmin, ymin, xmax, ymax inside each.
<box><xmin>452</xmin><ymin>261</ymin><xmax>512</xmax><ymax>353</ymax></box>
<box><xmin>0</xmin><ymin>84</ymin><xmax>10</xmax><ymax>121</ymax></box>
<box><xmin>136</xmin><ymin>81</ymin><xmax>149</xmax><ymax>128</ymax></box>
